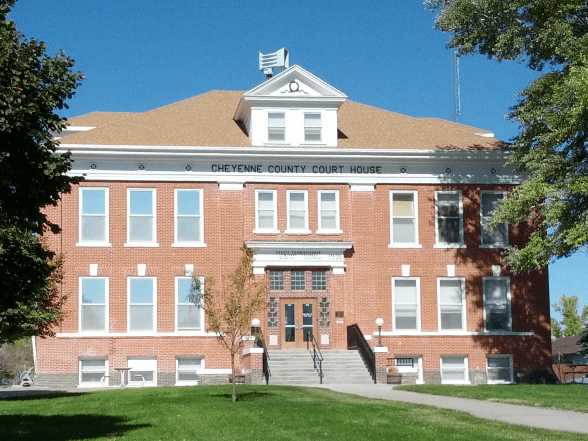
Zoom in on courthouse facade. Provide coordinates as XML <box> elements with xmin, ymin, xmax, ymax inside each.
<box><xmin>34</xmin><ymin>65</ymin><xmax>552</xmax><ymax>387</ymax></box>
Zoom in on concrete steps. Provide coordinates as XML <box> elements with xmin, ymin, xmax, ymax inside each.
<box><xmin>268</xmin><ymin>349</ymin><xmax>374</xmax><ymax>385</ymax></box>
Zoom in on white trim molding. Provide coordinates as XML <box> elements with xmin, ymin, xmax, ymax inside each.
<box><xmin>245</xmin><ymin>240</ymin><xmax>352</xmax><ymax>275</ymax></box>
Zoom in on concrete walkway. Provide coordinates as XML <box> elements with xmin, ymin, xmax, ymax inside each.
<box><xmin>317</xmin><ymin>384</ymin><xmax>588</xmax><ymax>435</ymax></box>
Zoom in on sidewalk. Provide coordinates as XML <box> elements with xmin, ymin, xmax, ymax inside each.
<box><xmin>318</xmin><ymin>384</ymin><xmax>588</xmax><ymax>435</ymax></box>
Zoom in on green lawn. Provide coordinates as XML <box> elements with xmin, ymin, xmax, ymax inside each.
<box><xmin>0</xmin><ymin>386</ymin><xmax>586</xmax><ymax>441</ymax></box>
<box><xmin>397</xmin><ymin>384</ymin><xmax>588</xmax><ymax>413</ymax></box>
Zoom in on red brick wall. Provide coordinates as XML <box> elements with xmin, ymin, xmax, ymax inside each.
<box><xmin>36</xmin><ymin>181</ymin><xmax>552</xmax><ymax>380</ymax></box>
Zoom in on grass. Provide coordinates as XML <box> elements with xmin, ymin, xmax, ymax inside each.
<box><xmin>0</xmin><ymin>386</ymin><xmax>586</xmax><ymax>441</ymax></box>
<box><xmin>397</xmin><ymin>384</ymin><xmax>588</xmax><ymax>413</ymax></box>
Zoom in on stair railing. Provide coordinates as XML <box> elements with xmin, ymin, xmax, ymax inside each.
<box><xmin>347</xmin><ymin>324</ymin><xmax>376</xmax><ymax>383</ymax></box>
<box><xmin>306</xmin><ymin>332</ymin><xmax>324</xmax><ymax>384</ymax></box>
<box><xmin>255</xmin><ymin>332</ymin><xmax>271</xmax><ymax>384</ymax></box>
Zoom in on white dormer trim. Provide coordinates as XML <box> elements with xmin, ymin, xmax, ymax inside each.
<box><xmin>241</xmin><ymin>65</ymin><xmax>347</xmax><ymax>99</ymax></box>
<box><xmin>234</xmin><ymin>65</ymin><xmax>347</xmax><ymax>129</ymax></box>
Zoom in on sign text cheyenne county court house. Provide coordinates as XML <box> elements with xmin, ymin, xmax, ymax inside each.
<box><xmin>211</xmin><ymin>163</ymin><xmax>383</xmax><ymax>174</ymax></box>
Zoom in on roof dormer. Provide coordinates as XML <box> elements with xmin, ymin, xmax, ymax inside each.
<box><xmin>234</xmin><ymin>65</ymin><xmax>347</xmax><ymax>147</ymax></box>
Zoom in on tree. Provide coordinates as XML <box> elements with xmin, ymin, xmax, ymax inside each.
<box><xmin>552</xmin><ymin>295</ymin><xmax>584</xmax><ymax>337</ymax></box>
<box><xmin>551</xmin><ymin>318</ymin><xmax>563</xmax><ymax>338</ymax></box>
<box><xmin>192</xmin><ymin>246</ymin><xmax>265</xmax><ymax>402</ymax></box>
<box><xmin>426</xmin><ymin>1</ymin><xmax>588</xmax><ymax>272</ymax></box>
<box><xmin>0</xmin><ymin>0</ymin><xmax>82</xmax><ymax>343</ymax></box>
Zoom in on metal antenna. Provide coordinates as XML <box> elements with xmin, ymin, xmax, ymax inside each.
<box><xmin>452</xmin><ymin>49</ymin><xmax>462</xmax><ymax>121</ymax></box>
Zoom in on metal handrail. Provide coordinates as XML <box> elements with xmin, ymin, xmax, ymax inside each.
<box><xmin>347</xmin><ymin>324</ymin><xmax>376</xmax><ymax>383</ymax></box>
<box><xmin>306</xmin><ymin>332</ymin><xmax>324</xmax><ymax>384</ymax></box>
<box><xmin>255</xmin><ymin>332</ymin><xmax>271</xmax><ymax>384</ymax></box>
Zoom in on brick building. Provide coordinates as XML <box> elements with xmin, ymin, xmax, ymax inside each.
<box><xmin>34</xmin><ymin>64</ymin><xmax>552</xmax><ymax>388</ymax></box>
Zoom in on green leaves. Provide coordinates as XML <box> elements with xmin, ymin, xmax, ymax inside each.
<box><xmin>0</xmin><ymin>0</ymin><xmax>80</xmax><ymax>343</ymax></box>
<box><xmin>429</xmin><ymin>0</ymin><xmax>588</xmax><ymax>272</ymax></box>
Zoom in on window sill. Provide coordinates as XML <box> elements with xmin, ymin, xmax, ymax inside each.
<box><xmin>124</xmin><ymin>242</ymin><xmax>160</xmax><ymax>248</ymax></box>
<box><xmin>172</xmin><ymin>242</ymin><xmax>207</xmax><ymax>248</ymax></box>
<box><xmin>433</xmin><ymin>243</ymin><xmax>466</xmax><ymax>249</ymax></box>
<box><xmin>487</xmin><ymin>380</ymin><xmax>514</xmax><ymax>385</ymax></box>
<box><xmin>316</xmin><ymin>229</ymin><xmax>343</xmax><ymax>235</ymax></box>
<box><xmin>253</xmin><ymin>229</ymin><xmax>280</xmax><ymax>235</ymax></box>
<box><xmin>76</xmin><ymin>242</ymin><xmax>112</xmax><ymax>248</ymax></box>
<box><xmin>479</xmin><ymin>244</ymin><xmax>509</xmax><ymax>249</ymax></box>
<box><xmin>284</xmin><ymin>229</ymin><xmax>312</xmax><ymax>235</ymax></box>
<box><xmin>263</xmin><ymin>142</ymin><xmax>290</xmax><ymax>146</ymax></box>
<box><xmin>388</xmin><ymin>243</ymin><xmax>422</xmax><ymax>249</ymax></box>
<box><xmin>301</xmin><ymin>142</ymin><xmax>327</xmax><ymax>146</ymax></box>
<box><xmin>175</xmin><ymin>381</ymin><xmax>199</xmax><ymax>387</ymax></box>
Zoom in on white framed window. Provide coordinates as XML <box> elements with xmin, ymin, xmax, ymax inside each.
<box><xmin>286</xmin><ymin>190</ymin><xmax>309</xmax><ymax>233</ymax></box>
<box><xmin>483</xmin><ymin>277</ymin><xmax>512</xmax><ymax>331</ymax></box>
<box><xmin>128</xmin><ymin>358</ymin><xmax>157</xmax><ymax>387</ymax></box>
<box><xmin>435</xmin><ymin>191</ymin><xmax>464</xmax><ymax>247</ymax></box>
<box><xmin>480</xmin><ymin>191</ymin><xmax>508</xmax><ymax>247</ymax></box>
<box><xmin>269</xmin><ymin>270</ymin><xmax>284</xmax><ymax>290</ymax></box>
<box><xmin>317</xmin><ymin>190</ymin><xmax>340</xmax><ymax>233</ymax></box>
<box><xmin>486</xmin><ymin>355</ymin><xmax>514</xmax><ymax>384</ymax></box>
<box><xmin>255</xmin><ymin>190</ymin><xmax>278</xmax><ymax>233</ymax></box>
<box><xmin>79</xmin><ymin>187</ymin><xmax>109</xmax><ymax>245</ymax></box>
<box><xmin>304</xmin><ymin>112</ymin><xmax>322</xmax><ymax>143</ymax></box>
<box><xmin>389</xmin><ymin>191</ymin><xmax>420</xmax><ymax>247</ymax></box>
<box><xmin>267</xmin><ymin>112</ymin><xmax>286</xmax><ymax>142</ymax></box>
<box><xmin>441</xmin><ymin>356</ymin><xmax>469</xmax><ymax>384</ymax></box>
<box><xmin>174</xmin><ymin>189</ymin><xmax>204</xmax><ymax>246</ymax></box>
<box><xmin>392</xmin><ymin>277</ymin><xmax>420</xmax><ymax>331</ymax></box>
<box><xmin>127</xmin><ymin>277</ymin><xmax>156</xmax><ymax>332</ymax></box>
<box><xmin>176</xmin><ymin>357</ymin><xmax>202</xmax><ymax>385</ymax></box>
<box><xmin>79</xmin><ymin>277</ymin><xmax>108</xmax><ymax>332</ymax></box>
<box><xmin>291</xmin><ymin>270</ymin><xmax>306</xmax><ymax>290</ymax></box>
<box><xmin>437</xmin><ymin>278</ymin><xmax>466</xmax><ymax>331</ymax></box>
<box><xmin>126</xmin><ymin>188</ymin><xmax>157</xmax><ymax>246</ymax></box>
<box><xmin>175</xmin><ymin>276</ymin><xmax>204</xmax><ymax>331</ymax></box>
<box><xmin>79</xmin><ymin>358</ymin><xmax>108</xmax><ymax>387</ymax></box>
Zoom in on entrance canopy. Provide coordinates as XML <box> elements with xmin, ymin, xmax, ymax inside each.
<box><xmin>244</xmin><ymin>241</ymin><xmax>353</xmax><ymax>275</ymax></box>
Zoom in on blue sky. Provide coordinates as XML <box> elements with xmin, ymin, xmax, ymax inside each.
<box><xmin>10</xmin><ymin>0</ymin><xmax>588</xmax><ymax>317</ymax></box>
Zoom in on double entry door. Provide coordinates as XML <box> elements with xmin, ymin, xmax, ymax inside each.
<box><xmin>281</xmin><ymin>298</ymin><xmax>317</xmax><ymax>348</ymax></box>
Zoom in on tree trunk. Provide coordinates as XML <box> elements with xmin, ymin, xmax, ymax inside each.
<box><xmin>231</xmin><ymin>352</ymin><xmax>237</xmax><ymax>402</ymax></box>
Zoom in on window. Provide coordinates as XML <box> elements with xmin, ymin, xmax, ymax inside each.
<box><xmin>481</xmin><ymin>192</ymin><xmax>508</xmax><ymax>247</ymax></box>
<box><xmin>438</xmin><ymin>278</ymin><xmax>466</xmax><ymax>331</ymax></box>
<box><xmin>304</xmin><ymin>113</ymin><xmax>322</xmax><ymax>143</ymax></box>
<box><xmin>392</xmin><ymin>278</ymin><xmax>420</xmax><ymax>331</ymax></box>
<box><xmin>441</xmin><ymin>356</ymin><xmax>469</xmax><ymax>384</ymax></box>
<box><xmin>483</xmin><ymin>277</ymin><xmax>511</xmax><ymax>331</ymax></box>
<box><xmin>79</xmin><ymin>188</ymin><xmax>108</xmax><ymax>244</ymax></box>
<box><xmin>174</xmin><ymin>189</ymin><xmax>203</xmax><ymax>244</ymax></box>
<box><xmin>176</xmin><ymin>277</ymin><xmax>204</xmax><ymax>331</ymax></box>
<box><xmin>128</xmin><ymin>358</ymin><xmax>157</xmax><ymax>386</ymax></box>
<box><xmin>287</xmin><ymin>191</ymin><xmax>308</xmax><ymax>232</ymax></box>
<box><xmin>127</xmin><ymin>189</ymin><xmax>156</xmax><ymax>244</ymax></box>
<box><xmin>291</xmin><ymin>271</ymin><xmax>305</xmax><ymax>290</ymax></box>
<box><xmin>318</xmin><ymin>190</ymin><xmax>340</xmax><ymax>232</ymax></box>
<box><xmin>267</xmin><ymin>112</ymin><xmax>285</xmax><ymax>142</ymax></box>
<box><xmin>269</xmin><ymin>270</ymin><xmax>284</xmax><ymax>290</ymax></box>
<box><xmin>390</xmin><ymin>191</ymin><xmax>419</xmax><ymax>246</ymax></box>
<box><xmin>435</xmin><ymin>191</ymin><xmax>464</xmax><ymax>246</ymax></box>
<box><xmin>79</xmin><ymin>359</ymin><xmax>108</xmax><ymax>387</ymax></box>
<box><xmin>80</xmin><ymin>277</ymin><xmax>108</xmax><ymax>332</ymax></box>
<box><xmin>176</xmin><ymin>357</ymin><xmax>202</xmax><ymax>385</ymax></box>
<box><xmin>128</xmin><ymin>277</ymin><xmax>156</xmax><ymax>332</ymax></box>
<box><xmin>255</xmin><ymin>190</ymin><xmax>277</xmax><ymax>232</ymax></box>
<box><xmin>487</xmin><ymin>355</ymin><xmax>513</xmax><ymax>384</ymax></box>
<box><xmin>312</xmin><ymin>271</ymin><xmax>327</xmax><ymax>290</ymax></box>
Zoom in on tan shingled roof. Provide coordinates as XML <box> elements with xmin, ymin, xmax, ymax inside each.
<box><xmin>62</xmin><ymin>90</ymin><xmax>503</xmax><ymax>150</ymax></box>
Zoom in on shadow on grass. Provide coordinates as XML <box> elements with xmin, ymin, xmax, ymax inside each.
<box><xmin>0</xmin><ymin>414</ymin><xmax>149</xmax><ymax>441</ymax></box>
<box><xmin>0</xmin><ymin>391</ymin><xmax>86</xmax><ymax>401</ymax></box>
<box><xmin>211</xmin><ymin>390</ymin><xmax>275</xmax><ymax>401</ymax></box>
